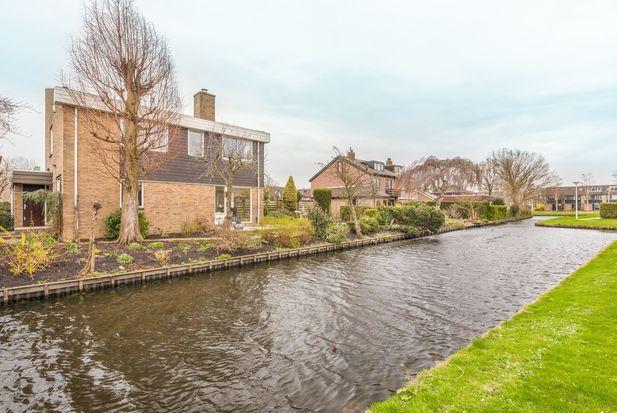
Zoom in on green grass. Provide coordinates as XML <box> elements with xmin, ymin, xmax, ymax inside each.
<box><xmin>533</xmin><ymin>211</ymin><xmax>599</xmax><ymax>217</ymax></box>
<box><xmin>536</xmin><ymin>214</ymin><xmax>617</xmax><ymax>230</ymax></box>
<box><xmin>371</xmin><ymin>241</ymin><xmax>617</xmax><ymax>413</ymax></box>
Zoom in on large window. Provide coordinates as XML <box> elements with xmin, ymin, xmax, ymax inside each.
<box><xmin>215</xmin><ymin>186</ymin><xmax>225</xmax><ymax>213</ymax></box>
<box><xmin>120</xmin><ymin>182</ymin><xmax>144</xmax><ymax>208</ymax></box>
<box><xmin>188</xmin><ymin>130</ymin><xmax>204</xmax><ymax>156</ymax></box>
<box><xmin>223</xmin><ymin>137</ymin><xmax>253</xmax><ymax>160</ymax></box>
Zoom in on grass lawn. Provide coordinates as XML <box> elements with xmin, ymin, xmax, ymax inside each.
<box><xmin>536</xmin><ymin>214</ymin><xmax>617</xmax><ymax>230</ymax></box>
<box><xmin>371</xmin><ymin>240</ymin><xmax>617</xmax><ymax>413</ymax></box>
<box><xmin>533</xmin><ymin>211</ymin><xmax>599</xmax><ymax>217</ymax></box>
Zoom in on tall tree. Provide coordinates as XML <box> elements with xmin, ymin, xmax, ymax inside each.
<box><xmin>488</xmin><ymin>148</ymin><xmax>553</xmax><ymax>206</ymax></box>
<box><xmin>65</xmin><ymin>0</ymin><xmax>182</xmax><ymax>243</ymax></box>
<box><xmin>0</xmin><ymin>95</ymin><xmax>27</xmax><ymax>139</ymax></box>
<box><xmin>324</xmin><ymin>147</ymin><xmax>367</xmax><ymax>236</ymax></box>
<box><xmin>580</xmin><ymin>172</ymin><xmax>594</xmax><ymax>207</ymax></box>
<box><xmin>476</xmin><ymin>161</ymin><xmax>499</xmax><ymax>196</ymax></box>
<box><xmin>399</xmin><ymin>156</ymin><xmax>477</xmax><ymax>207</ymax></box>
<box><xmin>282</xmin><ymin>176</ymin><xmax>298</xmax><ymax>212</ymax></box>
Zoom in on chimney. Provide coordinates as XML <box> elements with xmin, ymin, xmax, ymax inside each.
<box><xmin>193</xmin><ymin>89</ymin><xmax>216</xmax><ymax>121</ymax></box>
<box><xmin>386</xmin><ymin>157</ymin><xmax>393</xmax><ymax>166</ymax></box>
<box><xmin>347</xmin><ymin>148</ymin><xmax>356</xmax><ymax>160</ymax></box>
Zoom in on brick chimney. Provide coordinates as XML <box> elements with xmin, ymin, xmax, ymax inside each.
<box><xmin>193</xmin><ymin>89</ymin><xmax>215</xmax><ymax>121</ymax></box>
<box><xmin>386</xmin><ymin>157</ymin><xmax>393</xmax><ymax>166</ymax></box>
<box><xmin>347</xmin><ymin>148</ymin><xmax>356</xmax><ymax>160</ymax></box>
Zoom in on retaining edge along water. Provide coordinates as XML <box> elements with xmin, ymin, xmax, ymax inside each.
<box><xmin>1</xmin><ymin>219</ymin><xmax>523</xmax><ymax>306</ymax></box>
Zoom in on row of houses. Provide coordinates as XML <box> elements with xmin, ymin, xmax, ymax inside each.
<box><xmin>540</xmin><ymin>185</ymin><xmax>617</xmax><ymax>211</ymax></box>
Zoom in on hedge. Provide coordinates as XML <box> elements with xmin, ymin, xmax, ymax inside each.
<box><xmin>104</xmin><ymin>209</ymin><xmax>149</xmax><ymax>239</ymax></box>
<box><xmin>313</xmin><ymin>188</ymin><xmax>332</xmax><ymax>213</ymax></box>
<box><xmin>600</xmin><ymin>203</ymin><xmax>617</xmax><ymax>219</ymax></box>
<box><xmin>0</xmin><ymin>201</ymin><xmax>13</xmax><ymax>230</ymax></box>
<box><xmin>340</xmin><ymin>205</ymin><xmax>372</xmax><ymax>222</ymax></box>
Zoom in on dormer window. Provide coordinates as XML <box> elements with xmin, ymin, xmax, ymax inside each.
<box><xmin>374</xmin><ymin>163</ymin><xmax>383</xmax><ymax>171</ymax></box>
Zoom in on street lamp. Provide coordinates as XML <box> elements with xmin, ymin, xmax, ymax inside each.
<box><xmin>573</xmin><ymin>181</ymin><xmax>581</xmax><ymax>220</ymax></box>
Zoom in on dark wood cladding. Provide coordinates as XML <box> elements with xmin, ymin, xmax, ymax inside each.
<box><xmin>144</xmin><ymin>127</ymin><xmax>265</xmax><ymax>187</ymax></box>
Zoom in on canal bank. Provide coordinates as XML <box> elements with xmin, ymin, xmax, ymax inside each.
<box><xmin>1</xmin><ymin>218</ymin><xmax>523</xmax><ymax>305</ymax></box>
<box><xmin>1</xmin><ymin>218</ymin><xmax>615</xmax><ymax>412</ymax></box>
<box><xmin>371</xmin><ymin>239</ymin><xmax>617</xmax><ymax>412</ymax></box>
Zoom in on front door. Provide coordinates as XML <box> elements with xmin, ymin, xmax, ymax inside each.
<box><xmin>22</xmin><ymin>184</ymin><xmax>46</xmax><ymax>227</ymax></box>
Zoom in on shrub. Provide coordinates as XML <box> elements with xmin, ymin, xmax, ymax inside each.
<box><xmin>340</xmin><ymin>205</ymin><xmax>371</xmax><ymax>222</ymax></box>
<box><xmin>153</xmin><ymin>249</ymin><xmax>170</xmax><ymax>266</ymax></box>
<box><xmin>359</xmin><ymin>215</ymin><xmax>380</xmax><ymax>233</ymax></box>
<box><xmin>313</xmin><ymin>189</ymin><xmax>332</xmax><ymax>213</ymax></box>
<box><xmin>375</xmin><ymin>206</ymin><xmax>396</xmax><ymax>227</ymax></box>
<box><xmin>177</xmin><ymin>242</ymin><xmax>191</xmax><ymax>254</ymax></box>
<box><xmin>148</xmin><ymin>241</ymin><xmax>164</xmax><ymax>250</ymax></box>
<box><xmin>104</xmin><ymin>209</ymin><xmax>149</xmax><ymax>239</ymax></box>
<box><xmin>216</xmin><ymin>253</ymin><xmax>232</xmax><ymax>261</ymax></box>
<box><xmin>0</xmin><ymin>231</ymin><xmax>58</xmax><ymax>276</ymax></box>
<box><xmin>282</xmin><ymin>176</ymin><xmax>298</xmax><ymax>212</ymax></box>
<box><xmin>492</xmin><ymin>198</ymin><xmax>505</xmax><ymax>205</ymax></box>
<box><xmin>66</xmin><ymin>241</ymin><xmax>80</xmax><ymax>254</ymax></box>
<box><xmin>0</xmin><ymin>201</ymin><xmax>13</xmax><ymax>231</ymax></box>
<box><xmin>508</xmin><ymin>204</ymin><xmax>520</xmax><ymax>218</ymax></box>
<box><xmin>535</xmin><ymin>203</ymin><xmax>545</xmax><ymax>211</ymax></box>
<box><xmin>391</xmin><ymin>203</ymin><xmax>445</xmax><ymax>233</ymax></box>
<box><xmin>267</xmin><ymin>209</ymin><xmax>296</xmax><ymax>219</ymax></box>
<box><xmin>306</xmin><ymin>206</ymin><xmax>332</xmax><ymax>239</ymax></box>
<box><xmin>488</xmin><ymin>205</ymin><xmax>507</xmax><ymax>221</ymax></box>
<box><xmin>116</xmin><ymin>253</ymin><xmax>134</xmax><ymax>266</ymax></box>
<box><xmin>600</xmin><ymin>203</ymin><xmax>617</xmax><ymax>219</ymax></box>
<box><xmin>215</xmin><ymin>228</ymin><xmax>262</xmax><ymax>253</ymax></box>
<box><xmin>181</xmin><ymin>215</ymin><xmax>215</xmax><ymax>236</ymax></box>
<box><xmin>326</xmin><ymin>223</ymin><xmax>349</xmax><ymax>244</ymax></box>
<box><xmin>260</xmin><ymin>215</ymin><xmax>313</xmax><ymax>248</ymax></box>
<box><xmin>197</xmin><ymin>241</ymin><xmax>213</xmax><ymax>252</ymax></box>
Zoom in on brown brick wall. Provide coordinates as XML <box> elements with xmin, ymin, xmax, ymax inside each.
<box><xmin>13</xmin><ymin>184</ymin><xmax>23</xmax><ymax>227</ymax></box>
<box><xmin>143</xmin><ymin>181</ymin><xmax>215</xmax><ymax>236</ymax></box>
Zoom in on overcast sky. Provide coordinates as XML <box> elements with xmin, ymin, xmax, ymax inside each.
<box><xmin>1</xmin><ymin>0</ymin><xmax>616</xmax><ymax>187</ymax></box>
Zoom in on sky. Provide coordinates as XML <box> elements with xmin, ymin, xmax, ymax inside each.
<box><xmin>1</xmin><ymin>0</ymin><xmax>616</xmax><ymax>187</ymax></box>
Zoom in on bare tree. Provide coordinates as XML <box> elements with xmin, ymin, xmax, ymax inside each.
<box><xmin>201</xmin><ymin>130</ymin><xmax>257</xmax><ymax>226</ymax></box>
<box><xmin>546</xmin><ymin>174</ymin><xmax>562</xmax><ymax>211</ymax></box>
<box><xmin>488</xmin><ymin>148</ymin><xmax>553</xmax><ymax>206</ymax></box>
<box><xmin>80</xmin><ymin>202</ymin><xmax>102</xmax><ymax>276</ymax></box>
<box><xmin>580</xmin><ymin>172</ymin><xmax>594</xmax><ymax>208</ymax></box>
<box><xmin>323</xmin><ymin>147</ymin><xmax>368</xmax><ymax>236</ymax></box>
<box><xmin>0</xmin><ymin>95</ymin><xmax>28</xmax><ymax>139</ymax></box>
<box><xmin>399</xmin><ymin>156</ymin><xmax>477</xmax><ymax>208</ymax></box>
<box><xmin>65</xmin><ymin>0</ymin><xmax>182</xmax><ymax>243</ymax></box>
<box><xmin>0</xmin><ymin>155</ymin><xmax>38</xmax><ymax>198</ymax></box>
<box><xmin>476</xmin><ymin>161</ymin><xmax>500</xmax><ymax>196</ymax></box>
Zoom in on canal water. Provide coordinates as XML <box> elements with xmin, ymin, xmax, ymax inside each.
<box><xmin>1</xmin><ymin>219</ymin><xmax>615</xmax><ymax>412</ymax></box>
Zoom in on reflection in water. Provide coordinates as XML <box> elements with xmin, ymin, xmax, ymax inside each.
<box><xmin>1</xmin><ymin>219</ymin><xmax>615</xmax><ymax>412</ymax></box>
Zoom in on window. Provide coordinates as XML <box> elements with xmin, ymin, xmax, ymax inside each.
<box><xmin>373</xmin><ymin>163</ymin><xmax>383</xmax><ymax>171</ymax></box>
<box><xmin>590</xmin><ymin>186</ymin><xmax>602</xmax><ymax>192</ymax></box>
<box><xmin>215</xmin><ymin>186</ymin><xmax>225</xmax><ymax>213</ymax></box>
<box><xmin>223</xmin><ymin>137</ymin><xmax>253</xmax><ymax>160</ymax></box>
<box><xmin>188</xmin><ymin>130</ymin><xmax>204</xmax><ymax>156</ymax></box>
<box><xmin>372</xmin><ymin>176</ymin><xmax>380</xmax><ymax>187</ymax></box>
<box><xmin>120</xmin><ymin>181</ymin><xmax>144</xmax><ymax>208</ymax></box>
<box><xmin>55</xmin><ymin>175</ymin><xmax>62</xmax><ymax>192</ymax></box>
<box><xmin>49</xmin><ymin>128</ymin><xmax>54</xmax><ymax>157</ymax></box>
<box><xmin>386</xmin><ymin>179</ymin><xmax>393</xmax><ymax>190</ymax></box>
<box><xmin>142</xmin><ymin>128</ymin><xmax>168</xmax><ymax>152</ymax></box>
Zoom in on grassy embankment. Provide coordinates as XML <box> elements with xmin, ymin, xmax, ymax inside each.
<box><xmin>371</xmin><ymin>240</ymin><xmax>617</xmax><ymax>413</ymax></box>
<box><xmin>536</xmin><ymin>213</ymin><xmax>617</xmax><ymax>230</ymax></box>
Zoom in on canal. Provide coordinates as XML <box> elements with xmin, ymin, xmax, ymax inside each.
<box><xmin>1</xmin><ymin>219</ymin><xmax>615</xmax><ymax>412</ymax></box>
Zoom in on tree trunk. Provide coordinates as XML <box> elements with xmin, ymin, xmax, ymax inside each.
<box><xmin>348</xmin><ymin>198</ymin><xmax>362</xmax><ymax>237</ymax></box>
<box><xmin>80</xmin><ymin>203</ymin><xmax>101</xmax><ymax>276</ymax></box>
<box><xmin>435</xmin><ymin>194</ymin><xmax>444</xmax><ymax>209</ymax></box>
<box><xmin>118</xmin><ymin>181</ymin><xmax>143</xmax><ymax>244</ymax></box>
<box><xmin>224</xmin><ymin>182</ymin><xmax>234</xmax><ymax>227</ymax></box>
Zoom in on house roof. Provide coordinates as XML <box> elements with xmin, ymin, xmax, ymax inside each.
<box><xmin>329</xmin><ymin>186</ymin><xmax>392</xmax><ymax>199</ymax></box>
<box><xmin>309</xmin><ymin>155</ymin><xmax>396</xmax><ymax>182</ymax></box>
<box><xmin>10</xmin><ymin>170</ymin><xmax>53</xmax><ymax>186</ymax></box>
<box><xmin>52</xmin><ymin>87</ymin><xmax>270</xmax><ymax>143</ymax></box>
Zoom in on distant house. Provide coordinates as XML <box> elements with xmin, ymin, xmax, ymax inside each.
<box><xmin>8</xmin><ymin>87</ymin><xmax>270</xmax><ymax>239</ymax></box>
<box><xmin>541</xmin><ymin>184</ymin><xmax>617</xmax><ymax>211</ymax></box>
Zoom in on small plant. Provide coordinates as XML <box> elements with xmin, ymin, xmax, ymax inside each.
<box><xmin>148</xmin><ymin>241</ymin><xmax>164</xmax><ymax>250</ymax></box>
<box><xmin>307</xmin><ymin>206</ymin><xmax>332</xmax><ymax>239</ymax></box>
<box><xmin>326</xmin><ymin>223</ymin><xmax>349</xmax><ymax>244</ymax></box>
<box><xmin>153</xmin><ymin>249</ymin><xmax>170</xmax><ymax>266</ymax></box>
<box><xmin>181</xmin><ymin>215</ymin><xmax>215</xmax><ymax>236</ymax></box>
<box><xmin>216</xmin><ymin>253</ymin><xmax>232</xmax><ymax>261</ymax></box>
<box><xmin>177</xmin><ymin>242</ymin><xmax>191</xmax><ymax>254</ymax></box>
<box><xmin>128</xmin><ymin>242</ymin><xmax>143</xmax><ymax>250</ymax></box>
<box><xmin>116</xmin><ymin>253</ymin><xmax>134</xmax><ymax>265</ymax></box>
<box><xmin>66</xmin><ymin>241</ymin><xmax>80</xmax><ymax>254</ymax></box>
<box><xmin>215</xmin><ymin>228</ymin><xmax>262</xmax><ymax>253</ymax></box>
<box><xmin>197</xmin><ymin>241</ymin><xmax>213</xmax><ymax>252</ymax></box>
<box><xmin>0</xmin><ymin>230</ymin><xmax>58</xmax><ymax>276</ymax></box>
<box><xmin>359</xmin><ymin>215</ymin><xmax>380</xmax><ymax>234</ymax></box>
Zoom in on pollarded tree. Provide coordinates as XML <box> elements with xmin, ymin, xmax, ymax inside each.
<box><xmin>488</xmin><ymin>148</ymin><xmax>554</xmax><ymax>206</ymax></box>
<box><xmin>65</xmin><ymin>0</ymin><xmax>182</xmax><ymax>244</ymax></box>
<box><xmin>282</xmin><ymin>176</ymin><xmax>298</xmax><ymax>212</ymax></box>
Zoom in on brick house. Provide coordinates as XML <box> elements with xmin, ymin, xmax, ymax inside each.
<box><xmin>309</xmin><ymin>149</ymin><xmax>434</xmax><ymax>217</ymax></box>
<box><xmin>541</xmin><ymin>184</ymin><xmax>617</xmax><ymax>211</ymax></box>
<box><xmin>8</xmin><ymin>87</ymin><xmax>269</xmax><ymax>240</ymax></box>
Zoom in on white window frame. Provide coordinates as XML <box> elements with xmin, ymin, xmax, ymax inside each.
<box><xmin>188</xmin><ymin>129</ymin><xmax>204</xmax><ymax>157</ymax></box>
<box><xmin>55</xmin><ymin>175</ymin><xmax>62</xmax><ymax>192</ymax></box>
<box><xmin>222</xmin><ymin>137</ymin><xmax>253</xmax><ymax>161</ymax></box>
<box><xmin>120</xmin><ymin>181</ymin><xmax>144</xmax><ymax>208</ymax></box>
<box><xmin>49</xmin><ymin>128</ymin><xmax>54</xmax><ymax>157</ymax></box>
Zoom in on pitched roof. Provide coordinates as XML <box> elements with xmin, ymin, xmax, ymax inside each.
<box><xmin>309</xmin><ymin>155</ymin><xmax>396</xmax><ymax>182</ymax></box>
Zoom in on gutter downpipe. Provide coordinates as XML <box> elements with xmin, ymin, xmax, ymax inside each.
<box><xmin>74</xmin><ymin>107</ymin><xmax>79</xmax><ymax>236</ymax></box>
<box><xmin>257</xmin><ymin>142</ymin><xmax>260</xmax><ymax>224</ymax></box>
